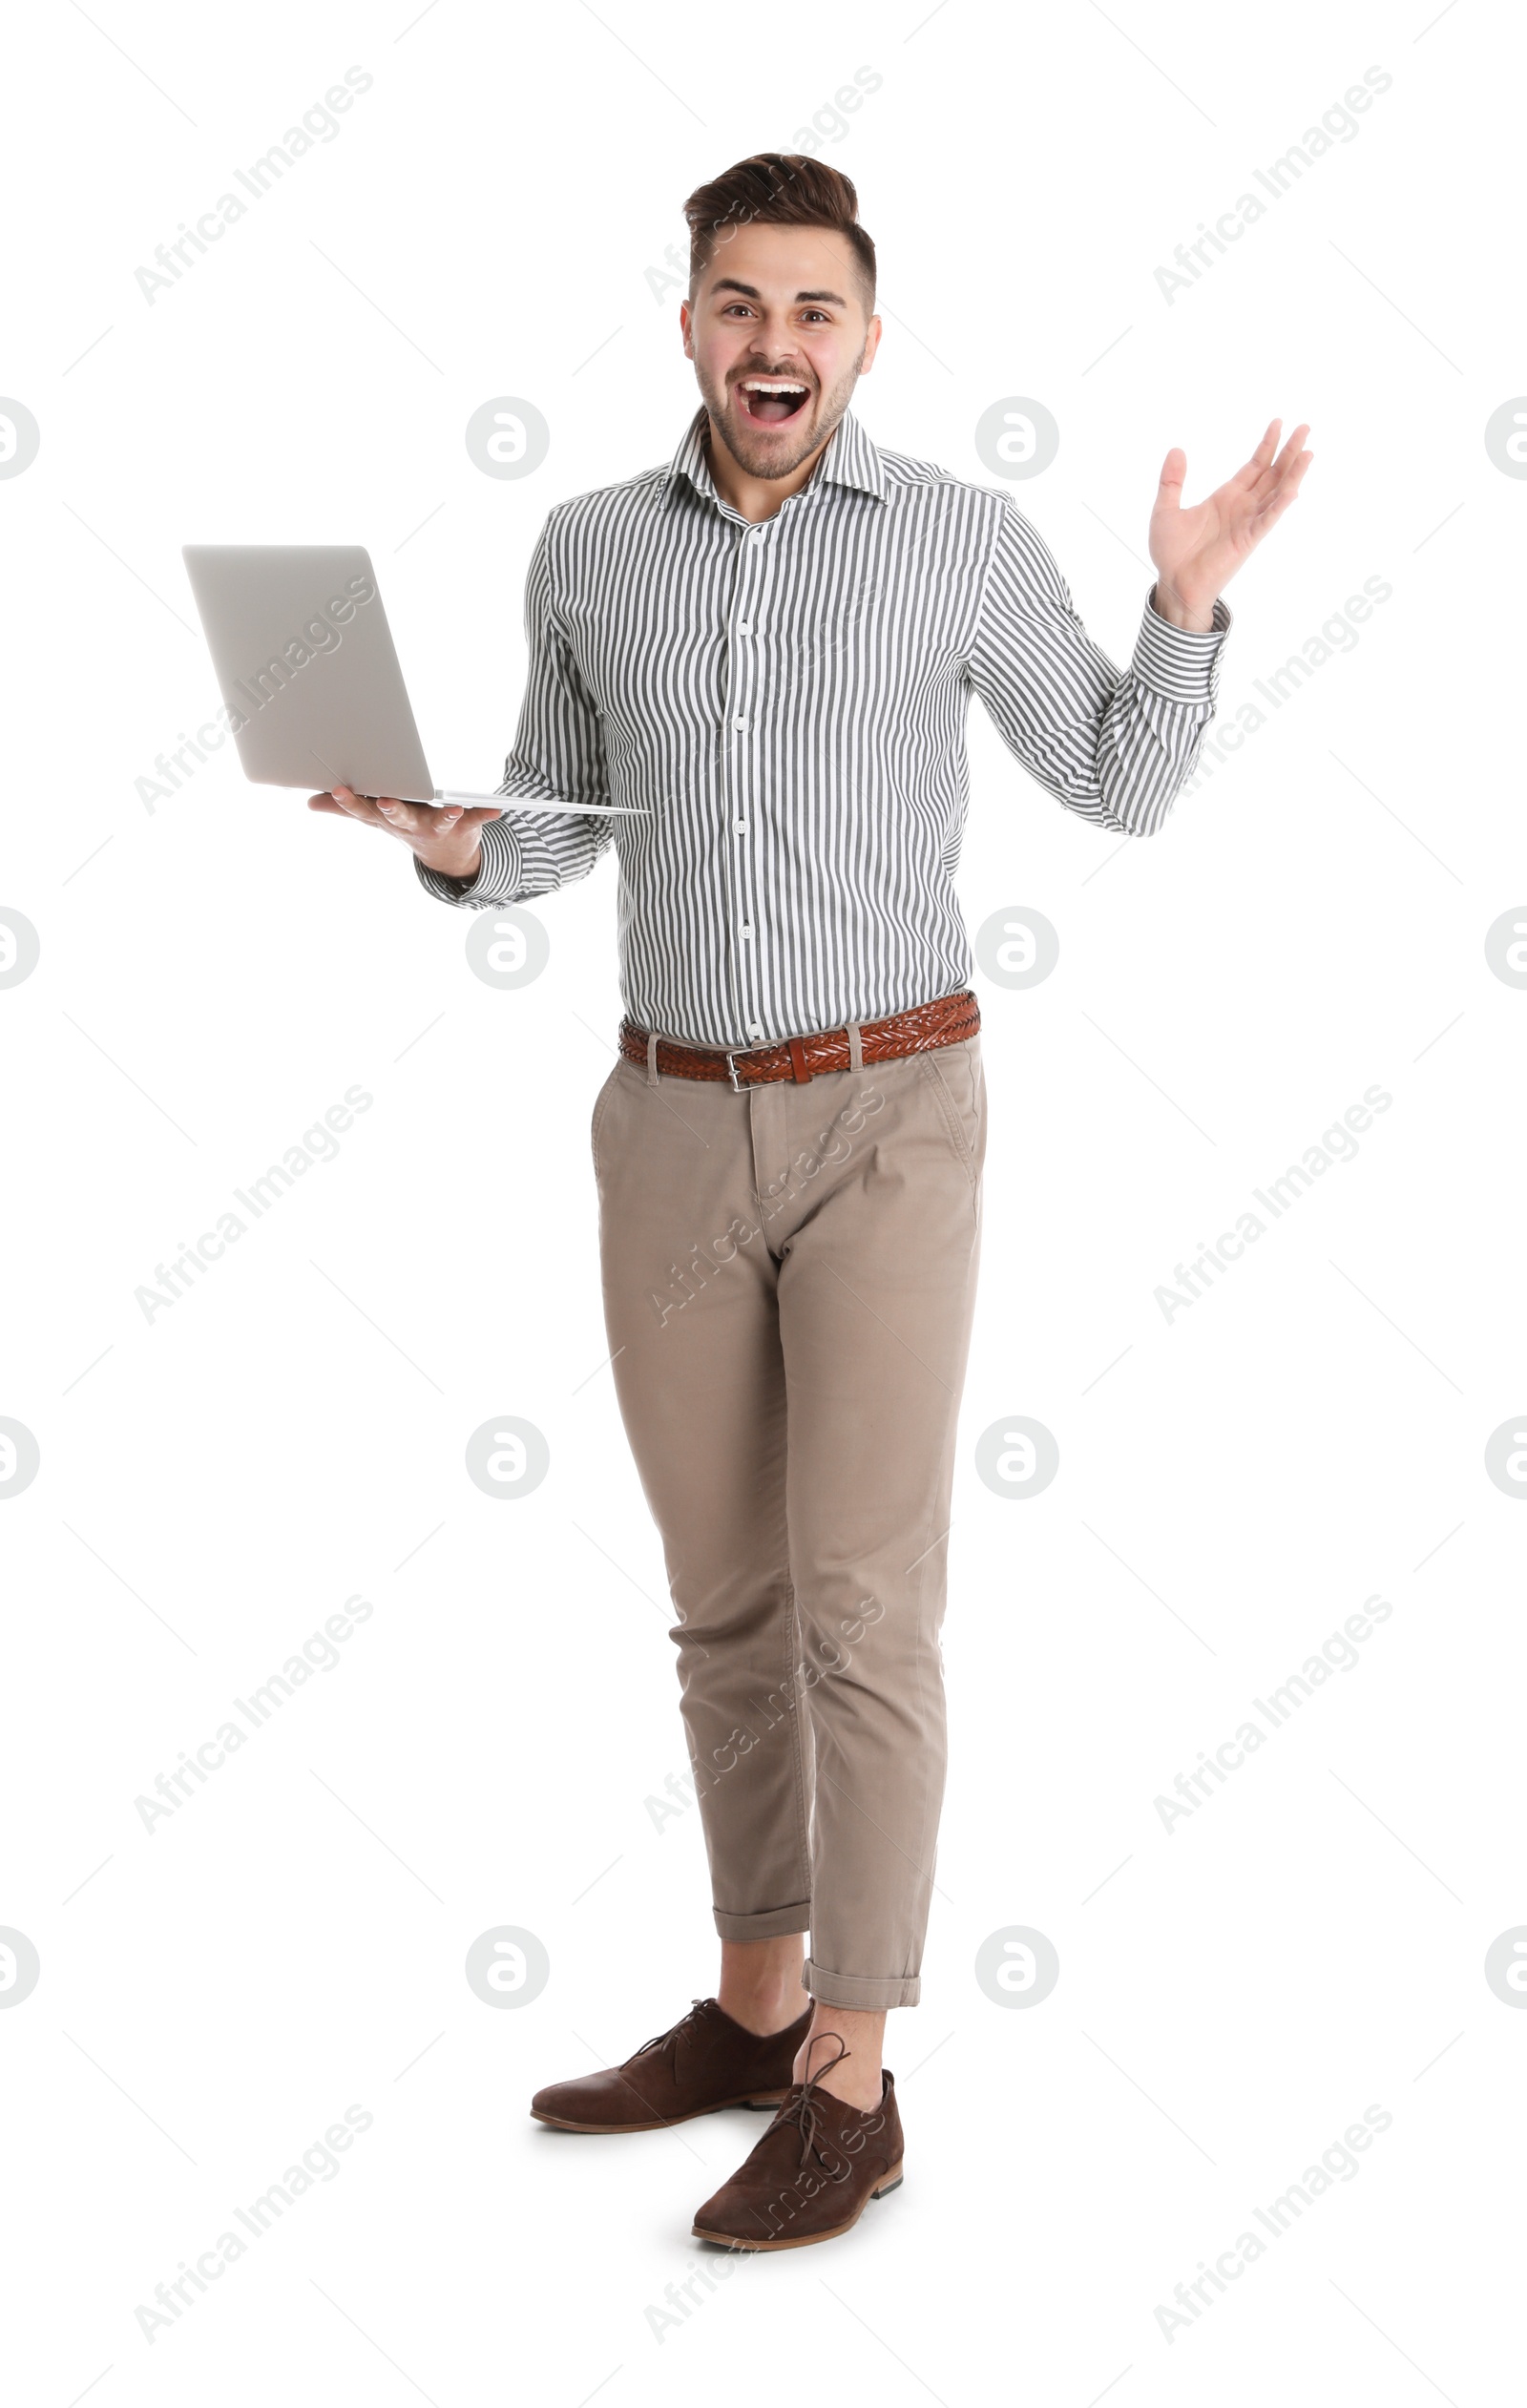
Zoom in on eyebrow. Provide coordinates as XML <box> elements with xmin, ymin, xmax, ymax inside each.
<box><xmin>709</xmin><ymin>279</ymin><xmax>848</xmax><ymax>307</ymax></box>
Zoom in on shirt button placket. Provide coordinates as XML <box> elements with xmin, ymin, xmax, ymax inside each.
<box><xmin>731</xmin><ymin>520</ymin><xmax>767</xmax><ymax>1045</ymax></box>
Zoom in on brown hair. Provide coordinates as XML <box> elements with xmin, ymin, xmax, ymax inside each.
<box><xmin>682</xmin><ymin>153</ymin><xmax>876</xmax><ymax>308</ymax></box>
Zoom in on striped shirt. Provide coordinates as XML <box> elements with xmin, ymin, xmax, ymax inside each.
<box><xmin>416</xmin><ymin>406</ymin><xmax>1231</xmax><ymax>1049</ymax></box>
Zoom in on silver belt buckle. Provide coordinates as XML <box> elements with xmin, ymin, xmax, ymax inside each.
<box><xmin>724</xmin><ymin>1047</ymin><xmax>744</xmax><ymax>1093</ymax></box>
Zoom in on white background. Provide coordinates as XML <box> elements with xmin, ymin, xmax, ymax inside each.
<box><xmin>3</xmin><ymin>0</ymin><xmax>1522</xmax><ymax>2400</ymax></box>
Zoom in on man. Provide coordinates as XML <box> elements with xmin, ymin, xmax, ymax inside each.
<box><xmin>312</xmin><ymin>154</ymin><xmax>1310</xmax><ymax>2251</ymax></box>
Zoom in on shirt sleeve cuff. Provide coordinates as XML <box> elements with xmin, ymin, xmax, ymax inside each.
<box><xmin>412</xmin><ymin>812</ymin><xmax>523</xmax><ymax>909</ymax></box>
<box><xmin>1132</xmin><ymin>590</ymin><xmax>1232</xmax><ymax>705</ymax></box>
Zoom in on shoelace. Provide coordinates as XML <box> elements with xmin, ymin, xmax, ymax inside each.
<box><xmin>624</xmin><ymin>1995</ymin><xmax>711</xmax><ymax>2071</ymax></box>
<box><xmin>765</xmin><ymin>2031</ymin><xmax>855</xmax><ymax>2172</ymax></box>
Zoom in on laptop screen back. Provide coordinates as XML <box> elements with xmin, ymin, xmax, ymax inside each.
<box><xmin>181</xmin><ymin>544</ymin><xmax>436</xmax><ymax>800</ymax></box>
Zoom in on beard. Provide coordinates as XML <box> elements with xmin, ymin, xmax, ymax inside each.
<box><xmin>698</xmin><ymin>352</ymin><xmax>864</xmax><ymax>484</ymax></box>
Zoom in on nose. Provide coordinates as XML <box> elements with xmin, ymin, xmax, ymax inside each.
<box><xmin>744</xmin><ymin>317</ymin><xmax>806</xmax><ymax>366</ymax></box>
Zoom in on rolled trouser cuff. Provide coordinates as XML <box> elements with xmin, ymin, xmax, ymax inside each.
<box><xmin>713</xmin><ymin>1899</ymin><xmax>812</xmax><ymax>1942</ymax></box>
<box><xmin>802</xmin><ymin>1958</ymin><xmax>921</xmax><ymax>2011</ymax></box>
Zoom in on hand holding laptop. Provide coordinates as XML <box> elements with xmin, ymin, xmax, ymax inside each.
<box><xmin>306</xmin><ymin>784</ymin><xmax>497</xmax><ymax>882</ymax></box>
<box><xmin>180</xmin><ymin>544</ymin><xmax>650</xmax><ymax>834</ymax></box>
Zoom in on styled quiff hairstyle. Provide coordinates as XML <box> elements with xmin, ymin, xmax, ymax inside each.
<box><xmin>681</xmin><ymin>154</ymin><xmax>877</xmax><ymax>308</ymax></box>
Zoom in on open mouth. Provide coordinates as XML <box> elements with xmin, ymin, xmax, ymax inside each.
<box><xmin>734</xmin><ymin>377</ymin><xmax>812</xmax><ymax>429</ymax></box>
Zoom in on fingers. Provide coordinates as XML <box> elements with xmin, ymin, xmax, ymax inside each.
<box><xmin>317</xmin><ymin>785</ymin><xmax>465</xmax><ymax>840</ymax></box>
<box><xmin>374</xmin><ymin>795</ymin><xmax>465</xmax><ymax>839</ymax></box>
<box><xmin>1168</xmin><ymin>420</ymin><xmax>1307</xmax><ymax>513</ymax></box>
<box><xmin>327</xmin><ymin>784</ymin><xmax>386</xmax><ymax>828</ymax></box>
<box><xmin>1238</xmin><ymin>418</ymin><xmax>1312</xmax><ymax>505</ymax></box>
<box><xmin>1255</xmin><ymin>444</ymin><xmax>1314</xmax><ymax>521</ymax></box>
<box><xmin>1275</xmin><ymin>419</ymin><xmax>1309</xmax><ymax>462</ymax></box>
<box><xmin>1258</xmin><ymin>420</ymin><xmax>1308</xmax><ymax>486</ymax></box>
<box><xmin>1227</xmin><ymin>418</ymin><xmax>1282</xmax><ymax>492</ymax></box>
<box><xmin>1268</xmin><ymin>422</ymin><xmax>1311</xmax><ymax>487</ymax></box>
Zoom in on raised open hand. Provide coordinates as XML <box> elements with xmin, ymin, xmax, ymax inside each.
<box><xmin>1149</xmin><ymin>418</ymin><xmax>1313</xmax><ymax>630</ymax></box>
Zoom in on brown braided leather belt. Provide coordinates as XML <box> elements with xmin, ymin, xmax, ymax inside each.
<box><xmin>617</xmin><ymin>989</ymin><xmax>980</xmax><ymax>1091</ymax></box>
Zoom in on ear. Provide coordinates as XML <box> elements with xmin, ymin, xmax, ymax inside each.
<box><xmin>680</xmin><ymin>298</ymin><xmax>694</xmax><ymax>360</ymax></box>
<box><xmin>858</xmin><ymin>314</ymin><xmax>883</xmax><ymax>376</ymax></box>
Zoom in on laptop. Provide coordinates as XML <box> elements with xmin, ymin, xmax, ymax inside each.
<box><xmin>180</xmin><ymin>544</ymin><xmax>647</xmax><ymax>816</ymax></box>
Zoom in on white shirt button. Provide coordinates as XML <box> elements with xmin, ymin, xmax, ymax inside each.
<box><xmin>737</xmin><ymin>620</ymin><xmax>752</xmax><ymax>637</ymax></box>
<box><xmin>733</xmin><ymin>716</ymin><xmax>747</xmax><ymax>731</ymax></box>
<box><xmin>741</xmin><ymin>923</ymin><xmax>753</xmax><ymax>939</ymax></box>
<box><xmin>733</xmin><ymin>819</ymin><xmax>747</xmax><ymax>834</ymax></box>
<box><xmin>747</xmin><ymin>1020</ymin><xmax>764</xmax><ymax>1035</ymax></box>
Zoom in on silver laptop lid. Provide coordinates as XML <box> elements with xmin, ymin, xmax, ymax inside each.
<box><xmin>181</xmin><ymin>544</ymin><xmax>436</xmax><ymax>801</ymax></box>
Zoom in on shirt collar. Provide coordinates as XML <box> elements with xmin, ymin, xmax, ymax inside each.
<box><xmin>659</xmin><ymin>404</ymin><xmax>888</xmax><ymax>512</ymax></box>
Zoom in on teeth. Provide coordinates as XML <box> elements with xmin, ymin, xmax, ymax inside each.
<box><xmin>742</xmin><ymin>380</ymin><xmax>806</xmax><ymax>395</ymax></box>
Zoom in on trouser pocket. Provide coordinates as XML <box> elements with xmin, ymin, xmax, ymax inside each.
<box><xmin>921</xmin><ymin>1036</ymin><xmax>985</xmax><ymax>1179</ymax></box>
<box><xmin>590</xmin><ymin>1065</ymin><xmax>620</xmax><ymax>1178</ymax></box>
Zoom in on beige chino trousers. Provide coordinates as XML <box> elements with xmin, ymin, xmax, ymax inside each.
<box><xmin>590</xmin><ymin>1019</ymin><xmax>986</xmax><ymax>2011</ymax></box>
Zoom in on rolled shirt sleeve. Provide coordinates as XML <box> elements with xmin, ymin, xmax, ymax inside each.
<box><xmin>967</xmin><ymin>497</ymin><xmax>1231</xmax><ymax>839</ymax></box>
<box><xmin>415</xmin><ymin>511</ymin><xmax>616</xmax><ymax>911</ymax></box>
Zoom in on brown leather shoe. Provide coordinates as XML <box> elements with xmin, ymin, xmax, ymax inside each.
<box><xmin>530</xmin><ymin>1996</ymin><xmax>812</xmax><ymax>2133</ymax></box>
<box><xmin>690</xmin><ymin>2039</ymin><xmax>905</xmax><ymax>2250</ymax></box>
